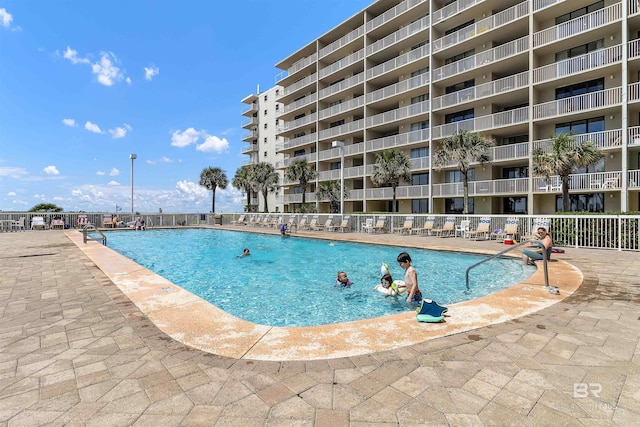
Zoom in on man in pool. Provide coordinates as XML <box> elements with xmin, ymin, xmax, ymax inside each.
<box><xmin>238</xmin><ymin>248</ymin><xmax>250</xmax><ymax>258</ymax></box>
<box><xmin>398</xmin><ymin>252</ymin><xmax>422</xmax><ymax>303</ymax></box>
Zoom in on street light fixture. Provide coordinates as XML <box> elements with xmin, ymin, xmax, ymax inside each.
<box><xmin>331</xmin><ymin>141</ymin><xmax>345</xmax><ymax>215</ymax></box>
<box><xmin>129</xmin><ymin>154</ymin><xmax>137</xmax><ymax>214</ymax></box>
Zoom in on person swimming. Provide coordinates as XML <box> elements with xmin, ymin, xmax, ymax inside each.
<box><xmin>373</xmin><ymin>273</ymin><xmax>407</xmax><ymax>296</ymax></box>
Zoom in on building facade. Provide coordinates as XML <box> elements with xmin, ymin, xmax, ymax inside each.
<box><xmin>241</xmin><ymin>86</ymin><xmax>285</xmax><ymax>213</ymax></box>
<box><xmin>248</xmin><ymin>0</ymin><xmax>640</xmax><ymax>214</ymax></box>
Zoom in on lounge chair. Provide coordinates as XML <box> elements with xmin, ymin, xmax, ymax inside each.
<box><xmin>314</xmin><ymin>215</ymin><xmax>334</xmax><ymax>231</ymax></box>
<box><xmin>466</xmin><ymin>217</ymin><xmax>491</xmax><ymax>240</ymax></box>
<box><xmin>432</xmin><ymin>217</ymin><xmax>456</xmax><ymax>237</ymax></box>
<box><xmin>303</xmin><ymin>215</ymin><xmax>319</xmax><ymax>230</ymax></box>
<box><xmin>102</xmin><ymin>214</ymin><xmax>113</xmax><ymax>228</ymax></box>
<box><xmin>361</xmin><ymin>218</ymin><xmax>374</xmax><ymax>233</ymax></box>
<box><xmin>454</xmin><ymin>220</ymin><xmax>470</xmax><ymax>238</ymax></box>
<box><xmin>231</xmin><ymin>214</ymin><xmax>246</xmax><ymax>226</ymax></box>
<box><xmin>394</xmin><ymin>216</ymin><xmax>414</xmax><ymax>234</ymax></box>
<box><xmin>371</xmin><ymin>216</ymin><xmax>388</xmax><ymax>233</ymax></box>
<box><xmin>50</xmin><ymin>218</ymin><xmax>65</xmax><ymax>230</ymax></box>
<box><xmin>297</xmin><ymin>215</ymin><xmax>309</xmax><ymax>230</ymax></box>
<box><xmin>77</xmin><ymin>215</ymin><xmax>89</xmax><ymax>228</ymax></box>
<box><xmin>495</xmin><ymin>217</ymin><xmax>520</xmax><ymax>241</ymax></box>
<box><xmin>31</xmin><ymin>216</ymin><xmax>47</xmax><ymax>230</ymax></box>
<box><xmin>411</xmin><ymin>216</ymin><xmax>435</xmax><ymax>235</ymax></box>
<box><xmin>285</xmin><ymin>215</ymin><xmax>297</xmax><ymax>233</ymax></box>
<box><xmin>327</xmin><ymin>215</ymin><xmax>350</xmax><ymax>232</ymax></box>
<box><xmin>11</xmin><ymin>217</ymin><xmax>26</xmax><ymax>232</ymax></box>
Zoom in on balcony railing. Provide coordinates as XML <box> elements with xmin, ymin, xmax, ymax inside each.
<box><xmin>433</xmin><ymin>36</ymin><xmax>528</xmax><ymax>81</ymax></box>
<box><xmin>280</xmin><ymin>132</ymin><xmax>317</xmax><ymax>151</ymax></box>
<box><xmin>532</xmin><ymin>0</ymin><xmax>562</xmax><ymax>12</ymax></box>
<box><xmin>367</xmin><ymin>44</ymin><xmax>430</xmax><ymax>80</ymax></box>
<box><xmin>432</xmin><ymin>178</ymin><xmax>528</xmax><ymax>197</ymax></box>
<box><xmin>280</xmin><ymin>93</ymin><xmax>317</xmax><ymax>115</ymax></box>
<box><xmin>632</xmin><ymin>0</ymin><xmax>640</xmax><ymax>16</ymax></box>
<box><xmin>366</xmin><ymin>0</ymin><xmax>426</xmax><ymax>32</ymax></box>
<box><xmin>533</xmin><ymin>3</ymin><xmax>622</xmax><ymax>48</ymax></box>
<box><xmin>367</xmin><ymin>15</ymin><xmax>429</xmax><ymax>57</ymax></box>
<box><xmin>629</xmin><ymin>39</ymin><xmax>640</xmax><ymax>60</ymax></box>
<box><xmin>318</xmin><ymin>49</ymin><xmax>364</xmax><ymax>80</ymax></box>
<box><xmin>533</xmin><ymin>87</ymin><xmax>622</xmax><ymax>120</ymax></box>
<box><xmin>432</xmin><ymin>71</ymin><xmax>528</xmax><ymax>110</ymax></box>
<box><xmin>629</xmin><ymin>170</ymin><xmax>640</xmax><ymax>188</ymax></box>
<box><xmin>318</xmin><ymin>142</ymin><xmax>365</xmax><ymax>161</ymax></box>
<box><xmin>533</xmin><ymin>171</ymin><xmax>623</xmax><ymax>192</ymax></box>
<box><xmin>241</xmin><ymin>143</ymin><xmax>258</xmax><ymax>154</ymax></box>
<box><xmin>533</xmin><ymin>45</ymin><xmax>622</xmax><ymax>84</ymax></box>
<box><xmin>318</xmin><ymin>165</ymin><xmax>366</xmax><ymax>181</ymax></box>
<box><xmin>367</xmin><ymin>73</ymin><xmax>430</xmax><ymax>104</ymax></box>
<box><xmin>241</xmin><ymin>129</ymin><xmax>257</xmax><ymax>140</ymax></box>
<box><xmin>318</xmin><ymin>73</ymin><xmax>365</xmax><ymax>99</ymax></box>
<box><xmin>278</xmin><ymin>112</ymin><xmax>317</xmax><ymax>133</ymax></box>
<box><xmin>318</xmin><ymin>119</ymin><xmax>364</xmax><ymax>141</ymax></box>
<box><xmin>276</xmin><ymin>152</ymin><xmax>317</xmax><ymax>170</ymax></box>
<box><xmin>432</xmin><ymin>2</ymin><xmax>528</xmax><ymax>53</ymax></box>
<box><xmin>492</xmin><ymin>142</ymin><xmax>529</xmax><ymax>162</ymax></box>
<box><xmin>366</xmin><ymin>128</ymin><xmax>430</xmax><ymax>151</ymax></box>
<box><xmin>365</xmin><ymin>184</ymin><xmax>430</xmax><ymax>200</ymax></box>
<box><xmin>532</xmin><ymin>129</ymin><xmax>623</xmax><ymax>152</ymax></box>
<box><xmin>432</xmin><ymin>106</ymin><xmax>529</xmax><ymax>139</ymax></box>
<box><xmin>318</xmin><ymin>96</ymin><xmax>364</xmax><ymax>120</ymax></box>
<box><xmin>319</xmin><ymin>26</ymin><xmax>365</xmax><ymax>59</ymax></box>
<box><xmin>629</xmin><ymin>126</ymin><xmax>640</xmax><ymax>145</ymax></box>
<box><xmin>366</xmin><ymin>100</ymin><xmax>430</xmax><ymax>128</ymax></box>
<box><xmin>283</xmin><ymin>193</ymin><xmax>317</xmax><ymax>203</ymax></box>
<box><xmin>275</xmin><ymin>53</ymin><xmax>318</xmax><ymax>84</ymax></box>
<box><xmin>241</xmin><ymin>117</ymin><xmax>258</xmax><ymax>128</ymax></box>
<box><xmin>629</xmin><ymin>82</ymin><xmax>640</xmax><ymax>103</ymax></box>
<box><xmin>433</xmin><ymin>0</ymin><xmax>484</xmax><ymax>24</ymax></box>
<box><xmin>242</xmin><ymin>102</ymin><xmax>257</xmax><ymax>115</ymax></box>
<box><xmin>279</xmin><ymin>72</ymin><xmax>317</xmax><ymax>99</ymax></box>
<box><xmin>410</xmin><ymin>156</ymin><xmax>430</xmax><ymax>170</ymax></box>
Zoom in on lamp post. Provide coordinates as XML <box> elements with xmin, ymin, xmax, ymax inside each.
<box><xmin>129</xmin><ymin>154</ymin><xmax>137</xmax><ymax>214</ymax></box>
<box><xmin>331</xmin><ymin>141</ymin><xmax>344</xmax><ymax>215</ymax></box>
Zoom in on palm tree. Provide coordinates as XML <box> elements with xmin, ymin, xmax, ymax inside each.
<box><xmin>232</xmin><ymin>165</ymin><xmax>255</xmax><ymax>211</ymax></box>
<box><xmin>532</xmin><ymin>132</ymin><xmax>603</xmax><ymax>212</ymax></box>
<box><xmin>199</xmin><ymin>166</ymin><xmax>228</xmax><ymax>213</ymax></box>
<box><xmin>433</xmin><ymin>130</ymin><xmax>494</xmax><ymax>214</ymax></box>
<box><xmin>285</xmin><ymin>158</ymin><xmax>317</xmax><ymax>205</ymax></box>
<box><xmin>315</xmin><ymin>180</ymin><xmax>343</xmax><ymax>213</ymax></box>
<box><xmin>371</xmin><ymin>149</ymin><xmax>411</xmax><ymax>212</ymax></box>
<box><xmin>251</xmin><ymin>162</ymin><xmax>279</xmax><ymax>213</ymax></box>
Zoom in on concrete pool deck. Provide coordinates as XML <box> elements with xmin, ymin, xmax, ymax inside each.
<box><xmin>1</xmin><ymin>227</ymin><xmax>639</xmax><ymax>425</ymax></box>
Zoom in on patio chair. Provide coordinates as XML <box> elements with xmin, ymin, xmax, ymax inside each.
<box><xmin>102</xmin><ymin>214</ymin><xmax>113</xmax><ymax>228</ymax></box>
<box><xmin>454</xmin><ymin>220</ymin><xmax>470</xmax><ymax>238</ymax></box>
<box><xmin>495</xmin><ymin>217</ymin><xmax>520</xmax><ymax>241</ymax></box>
<box><xmin>11</xmin><ymin>217</ymin><xmax>26</xmax><ymax>232</ymax></box>
<box><xmin>231</xmin><ymin>214</ymin><xmax>246</xmax><ymax>226</ymax></box>
<box><xmin>77</xmin><ymin>215</ymin><xmax>89</xmax><ymax>228</ymax></box>
<box><xmin>466</xmin><ymin>217</ymin><xmax>491</xmax><ymax>240</ymax></box>
<box><xmin>303</xmin><ymin>215</ymin><xmax>319</xmax><ymax>230</ymax></box>
<box><xmin>432</xmin><ymin>217</ymin><xmax>456</xmax><ymax>237</ymax></box>
<box><xmin>297</xmin><ymin>215</ymin><xmax>309</xmax><ymax>230</ymax></box>
<box><xmin>327</xmin><ymin>215</ymin><xmax>350</xmax><ymax>232</ymax></box>
<box><xmin>410</xmin><ymin>216</ymin><xmax>435</xmax><ymax>235</ymax></box>
<box><xmin>394</xmin><ymin>216</ymin><xmax>414</xmax><ymax>234</ymax></box>
<box><xmin>361</xmin><ymin>218</ymin><xmax>374</xmax><ymax>233</ymax></box>
<box><xmin>31</xmin><ymin>216</ymin><xmax>47</xmax><ymax>230</ymax></box>
<box><xmin>314</xmin><ymin>215</ymin><xmax>334</xmax><ymax>231</ymax></box>
<box><xmin>50</xmin><ymin>218</ymin><xmax>65</xmax><ymax>230</ymax></box>
<box><xmin>371</xmin><ymin>216</ymin><xmax>388</xmax><ymax>233</ymax></box>
<box><xmin>285</xmin><ymin>215</ymin><xmax>298</xmax><ymax>233</ymax></box>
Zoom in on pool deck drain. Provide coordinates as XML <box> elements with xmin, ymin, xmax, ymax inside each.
<box><xmin>65</xmin><ymin>227</ymin><xmax>582</xmax><ymax>361</ymax></box>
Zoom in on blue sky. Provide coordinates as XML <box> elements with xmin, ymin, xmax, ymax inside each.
<box><xmin>0</xmin><ymin>0</ymin><xmax>372</xmax><ymax>213</ymax></box>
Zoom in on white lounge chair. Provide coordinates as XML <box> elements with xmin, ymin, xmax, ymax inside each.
<box><xmin>31</xmin><ymin>216</ymin><xmax>47</xmax><ymax>230</ymax></box>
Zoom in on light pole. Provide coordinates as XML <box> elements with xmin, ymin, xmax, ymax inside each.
<box><xmin>331</xmin><ymin>141</ymin><xmax>344</xmax><ymax>215</ymax></box>
<box><xmin>129</xmin><ymin>154</ymin><xmax>137</xmax><ymax>214</ymax></box>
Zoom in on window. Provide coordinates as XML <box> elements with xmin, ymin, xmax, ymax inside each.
<box><xmin>410</xmin><ymin>121</ymin><xmax>429</xmax><ymax>131</ymax></box>
<box><xmin>275</xmin><ymin>89</ymin><xmax>279</xmax><ymax>96</ymax></box>
<box><xmin>264</xmin><ymin>137</ymin><xmax>267</xmax><ymax>143</ymax></box>
<box><xmin>275</xmin><ymin>119</ymin><xmax>279</xmax><ymax>126</ymax></box>
<box><xmin>294</xmin><ymin>113</ymin><xmax>306</xmax><ymax>120</ymax></box>
<box><xmin>330</xmin><ymin>161</ymin><xmax>341</xmax><ymax>170</ymax></box>
<box><xmin>445</xmin><ymin>79</ymin><xmax>474</xmax><ymax>94</ymax></box>
<box><xmin>410</xmin><ymin>147</ymin><xmax>429</xmax><ymax>158</ymax></box>
<box><xmin>264</xmin><ymin>109</ymin><xmax>268</xmax><ymax>115</ymax></box>
<box><xmin>445</xmin><ymin>169</ymin><xmax>474</xmax><ymax>183</ymax></box>
<box><xmin>330</xmin><ymin>119</ymin><xmax>345</xmax><ymax>128</ymax></box>
<box><xmin>411</xmin><ymin>199</ymin><xmax>429</xmax><ymax>213</ymax></box>
<box><xmin>411</xmin><ymin>67</ymin><xmax>429</xmax><ymax>77</ymax></box>
<box><xmin>411</xmin><ymin>94</ymin><xmax>428</xmax><ymax>104</ymax></box>
<box><xmin>263</xmin><ymin>151</ymin><xmax>267</xmax><ymax>157</ymax></box>
<box><xmin>445</xmin><ymin>49</ymin><xmax>474</xmax><ymax>65</ymax></box>
<box><xmin>275</xmin><ymin>104</ymin><xmax>279</xmax><ymax>111</ymax></box>
<box><xmin>445</xmin><ymin>20</ymin><xmax>474</xmax><ymax>36</ymax></box>
<box><xmin>502</xmin><ymin>167</ymin><xmax>528</xmax><ymax>179</ymax></box>
<box><xmin>555</xmin><ymin>39</ymin><xmax>604</xmax><ymax>61</ymax></box>
<box><xmin>264</xmin><ymin>123</ymin><xmax>268</xmax><ymax>129</ymax></box>
<box><xmin>556</xmin><ymin>1</ymin><xmax>603</xmax><ymax>25</ymax></box>
<box><xmin>445</xmin><ymin>109</ymin><xmax>474</xmax><ymax>123</ymax></box>
<box><xmin>503</xmin><ymin>197</ymin><xmax>527</xmax><ymax>214</ymax></box>
<box><xmin>555</xmin><ymin>78</ymin><xmax>604</xmax><ymax>99</ymax></box>
<box><xmin>556</xmin><ymin>116</ymin><xmax>604</xmax><ymax>135</ymax></box>
<box><xmin>445</xmin><ymin>198</ymin><xmax>474</xmax><ymax>214</ymax></box>
<box><xmin>293</xmin><ymin>149</ymin><xmax>306</xmax><ymax>156</ymax></box>
<box><xmin>330</xmin><ymin>99</ymin><xmax>343</xmax><ymax>107</ymax></box>
<box><xmin>502</xmin><ymin>135</ymin><xmax>529</xmax><ymax>145</ymax></box>
<box><xmin>264</xmin><ymin>95</ymin><xmax>268</xmax><ymax>101</ymax></box>
<box><xmin>412</xmin><ymin>173</ymin><xmax>429</xmax><ymax>185</ymax></box>
<box><xmin>556</xmin><ymin>193</ymin><xmax>604</xmax><ymax>212</ymax></box>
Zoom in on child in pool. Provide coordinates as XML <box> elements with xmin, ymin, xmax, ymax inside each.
<box><xmin>373</xmin><ymin>273</ymin><xmax>407</xmax><ymax>296</ymax></box>
<box><xmin>397</xmin><ymin>251</ymin><xmax>422</xmax><ymax>303</ymax></box>
<box><xmin>336</xmin><ymin>271</ymin><xmax>353</xmax><ymax>287</ymax></box>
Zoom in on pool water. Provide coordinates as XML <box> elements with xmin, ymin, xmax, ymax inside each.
<box><xmin>106</xmin><ymin>229</ymin><xmax>535</xmax><ymax>327</ymax></box>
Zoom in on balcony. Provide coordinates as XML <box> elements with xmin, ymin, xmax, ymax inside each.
<box><xmin>629</xmin><ymin>170</ymin><xmax>640</xmax><ymax>188</ymax></box>
<box><xmin>366</xmin><ymin>128</ymin><xmax>430</xmax><ymax>152</ymax></box>
<box><xmin>491</xmin><ymin>142</ymin><xmax>529</xmax><ymax>162</ymax></box>
<box><xmin>241</xmin><ymin>117</ymin><xmax>258</xmax><ymax>129</ymax></box>
<box><xmin>278</xmin><ymin>113</ymin><xmax>317</xmax><ymax>134</ymax></box>
<box><xmin>318</xmin><ymin>49</ymin><xmax>364</xmax><ymax>80</ymax></box>
<box><xmin>318</xmin><ymin>142</ymin><xmax>364</xmax><ymax>161</ymax></box>
<box><xmin>532</xmin><ymin>87</ymin><xmax>622</xmax><ymax>121</ymax></box>
<box><xmin>366</xmin><ymin>73</ymin><xmax>430</xmax><ymax>105</ymax></box>
<box><xmin>319</xmin><ymin>26</ymin><xmax>365</xmax><ymax>59</ymax></box>
<box><xmin>532</xmin><ymin>129</ymin><xmax>623</xmax><ymax>152</ymax></box>
<box><xmin>629</xmin><ymin>39</ymin><xmax>640</xmax><ymax>61</ymax></box>
<box><xmin>365</xmin><ymin>184</ymin><xmax>430</xmax><ymax>200</ymax></box>
<box><xmin>366</xmin><ymin>0</ymin><xmax>427</xmax><ymax>33</ymax></box>
<box><xmin>283</xmin><ymin>193</ymin><xmax>317</xmax><ymax>204</ymax></box>
<box><xmin>318</xmin><ymin>73</ymin><xmax>364</xmax><ymax>100</ymax></box>
<box><xmin>431</xmin><ymin>107</ymin><xmax>529</xmax><ymax>140</ymax></box>
<box><xmin>242</xmin><ymin>102</ymin><xmax>257</xmax><ymax>115</ymax></box>
<box><xmin>278</xmin><ymin>132</ymin><xmax>317</xmax><ymax>152</ymax></box>
<box><xmin>432</xmin><ymin>2</ymin><xmax>529</xmax><ymax>53</ymax></box>
<box><xmin>432</xmin><ymin>72</ymin><xmax>528</xmax><ymax>110</ymax></box>
<box><xmin>433</xmin><ymin>36</ymin><xmax>528</xmax><ymax>82</ymax></box>
<box><xmin>241</xmin><ymin>129</ymin><xmax>258</xmax><ymax>142</ymax></box>
<box><xmin>532</xmin><ymin>0</ymin><xmax>561</xmax><ymax>12</ymax></box>
<box><xmin>533</xmin><ymin>171</ymin><xmax>623</xmax><ymax>193</ymax></box>
<box><xmin>276</xmin><ymin>152</ymin><xmax>317</xmax><ymax>170</ymax></box>
<box><xmin>533</xmin><ymin>3</ymin><xmax>622</xmax><ymax>49</ymax></box>
<box><xmin>318</xmin><ymin>96</ymin><xmax>364</xmax><ymax>121</ymax></box>
<box><xmin>366</xmin><ymin>44</ymin><xmax>430</xmax><ymax>81</ymax></box>
<box><xmin>367</xmin><ymin>16</ymin><xmax>429</xmax><ymax>57</ymax></box>
<box><xmin>432</xmin><ymin>178</ymin><xmax>528</xmax><ymax>197</ymax></box>
<box><xmin>318</xmin><ymin>165</ymin><xmax>365</xmax><ymax>181</ymax></box>
<box><xmin>629</xmin><ymin>126</ymin><xmax>640</xmax><ymax>145</ymax></box>
<box><xmin>318</xmin><ymin>119</ymin><xmax>364</xmax><ymax>141</ymax></box>
<box><xmin>629</xmin><ymin>82</ymin><xmax>640</xmax><ymax>103</ymax></box>
<box><xmin>533</xmin><ymin>45</ymin><xmax>622</xmax><ymax>84</ymax></box>
<box><xmin>366</xmin><ymin>100</ymin><xmax>429</xmax><ymax>129</ymax></box>
<box><xmin>278</xmin><ymin>73</ymin><xmax>317</xmax><ymax>101</ymax></box>
<box><xmin>633</xmin><ymin>0</ymin><xmax>640</xmax><ymax>16</ymax></box>
<box><xmin>241</xmin><ymin>143</ymin><xmax>258</xmax><ymax>154</ymax></box>
<box><xmin>280</xmin><ymin>93</ymin><xmax>317</xmax><ymax>116</ymax></box>
<box><xmin>432</xmin><ymin>0</ymin><xmax>484</xmax><ymax>24</ymax></box>
<box><xmin>410</xmin><ymin>156</ymin><xmax>430</xmax><ymax>170</ymax></box>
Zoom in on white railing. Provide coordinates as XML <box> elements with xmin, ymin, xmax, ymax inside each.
<box><xmin>432</xmin><ymin>0</ymin><xmax>484</xmax><ymax>23</ymax></box>
<box><xmin>533</xmin><ymin>45</ymin><xmax>622</xmax><ymax>84</ymax></box>
<box><xmin>241</xmin><ymin>117</ymin><xmax>258</xmax><ymax>127</ymax></box>
<box><xmin>367</xmin><ymin>15</ymin><xmax>429</xmax><ymax>56</ymax></box>
<box><xmin>629</xmin><ymin>126</ymin><xmax>640</xmax><ymax>145</ymax></box>
<box><xmin>279</xmin><ymin>73</ymin><xmax>317</xmax><ymax>98</ymax></box>
<box><xmin>367</xmin><ymin>73</ymin><xmax>430</xmax><ymax>104</ymax></box>
<box><xmin>318</xmin><ymin>165</ymin><xmax>365</xmax><ymax>181</ymax></box>
<box><xmin>628</xmin><ymin>82</ymin><xmax>640</xmax><ymax>103</ymax></box>
<box><xmin>241</xmin><ymin>143</ymin><xmax>258</xmax><ymax>154</ymax></box>
<box><xmin>283</xmin><ymin>193</ymin><xmax>317</xmax><ymax>203</ymax></box>
<box><xmin>533</xmin><ymin>3</ymin><xmax>622</xmax><ymax>48</ymax></box>
<box><xmin>318</xmin><ymin>142</ymin><xmax>365</xmax><ymax>161</ymax></box>
<box><xmin>280</xmin><ymin>93</ymin><xmax>317</xmax><ymax>115</ymax></box>
<box><xmin>367</xmin><ymin>44</ymin><xmax>430</xmax><ymax>80</ymax></box>
<box><xmin>433</xmin><ymin>36</ymin><xmax>528</xmax><ymax>81</ymax></box>
<box><xmin>319</xmin><ymin>25</ymin><xmax>365</xmax><ymax>59</ymax></box>
<box><xmin>318</xmin><ymin>49</ymin><xmax>365</xmax><ymax>80</ymax></box>
<box><xmin>533</xmin><ymin>87</ymin><xmax>622</xmax><ymax>120</ymax></box>
<box><xmin>491</xmin><ymin>142</ymin><xmax>529</xmax><ymax>161</ymax></box>
<box><xmin>242</xmin><ymin>102</ymin><xmax>257</xmax><ymax>114</ymax></box>
<box><xmin>431</xmin><ymin>106</ymin><xmax>529</xmax><ymax>139</ymax></box>
<box><xmin>366</xmin><ymin>128</ymin><xmax>430</xmax><ymax>151</ymax></box>
<box><xmin>629</xmin><ymin>170</ymin><xmax>640</xmax><ymax>188</ymax></box>
<box><xmin>629</xmin><ymin>39</ymin><xmax>640</xmax><ymax>60</ymax></box>
<box><xmin>318</xmin><ymin>119</ymin><xmax>364</xmax><ymax>141</ymax></box>
<box><xmin>532</xmin><ymin>0</ymin><xmax>563</xmax><ymax>11</ymax></box>
<box><xmin>432</xmin><ymin>178</ymin><xmax>528</xmax><ymax>197</ymax></box>
<box><xmin>242</xmin><ymin>129</ymin><xmax>257</xmax><ymax>140</ymax></box>
<box><xmin>278</xmin><ymin>112</ymin><xmax>317</xmax><ymax>133</ymax></box>
<box><xmin>366</xmin><ymin>100</ymin><xmax>430</xmax><ymax>128</ymax></box>
<box><xmin>630</xmin><ymin>0</ymin><xmax>640</xmax><ymax>15</ymax></box>
<box><xmin>318</xmin><ymin>96</ymin><xmax>364</xmax><ymax>120</ymax></box>
<box><xmin>287</xmin><ymin>53</ymin><xmax>317</xmax><ymax>79</ymax></box>
<box><xmin>410</xmin><ymin>156</ymin><xmax>430</xmax><ymax>170</ymax></box>
<box><xmin>276</xmin><ymin>152</ymin><xmax>317</xmax><ymax>170</ymax></box>
<box><xmin>365</xmin><ymin>184</ymin><xmax>430</xmax><ymax>199</ymax></box>
<box><xmin>532</xmin><ymin>129</ymin><xmax>623</xmax><ymax>152</ymax></box>
<box><xmin>281</xmin><ymin>132</ymin><xmax>316</xmax><ymax>150</ymax></box>
<box><xmin>432</xmin><ymin>2</ymin><xmax>528</xmax><ymax>53</ymax></box>
<box><xmin>318</xmin><ymin>73</ymin><xmax>365</xmax><ymax>99</ymax></box>
<box><xmin>366</xmin><ymin>0</ymin><xmax>426</xmax><ymax>32</ymax></box>
<box><xmin>432</xmin><ymin>72</ymin><xmax>528</xmax><ymax>110</ymax></box>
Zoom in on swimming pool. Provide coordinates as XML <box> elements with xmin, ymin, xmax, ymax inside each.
<box><xmin>106</xmin><ymin>229</ymin><xmax>535</xmax><ymax>327</ymax></box>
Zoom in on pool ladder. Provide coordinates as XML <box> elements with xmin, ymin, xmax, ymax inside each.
<box><xmin>465</xmin><ymin>239</ymin><xmax>549</xmax><ymax>291</ymax></box>
<box><xmin>82</xmin><ymin>224</ymin><xmax>107</xmax><ymax>246</ymax></box>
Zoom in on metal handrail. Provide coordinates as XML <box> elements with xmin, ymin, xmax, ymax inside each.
<box><xmin>465</xmin><ymin>239</ymin><xmax>548</xmax><ymax>291</ymax></box>
<box><xmin>82</xmin><ymin>224</ymin><xmax>107</xmax><ymax>246</ymax></box>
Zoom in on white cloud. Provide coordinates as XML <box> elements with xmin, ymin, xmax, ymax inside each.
<box><xmin>126</xmin><ymin>77</ymin><xmax>132</xmax><ymax>85</ymax></box>
<box><xmin>62</xmin><ymin>118</ymin><xmax>77</xmax><ymax>127</ymax></box>
<box><xmin>43</xmin><ymin>166</ymin><xmax>59</xmax><ymax>175</ymax></box>
<box><xmin>62</xmin><ymin>46</ymin><xmax>89</xmax><ymax>65</ymax></box>
<box><xmin>0</xmin><ymin>167</ymin><xmax>28</xmax><ymax>179</ymax></box>
<box><xmin>197</xmin><ymin>135</ymin><xmax>229</xmax><ymax>153</ymax></box>
<box><xmin>96</xmin><ymin>171</ymin><xmax>105</xmax><ymax>176</ymax></box>
<box><xmin>171</xmin><ymin>128</ymin><xmax>200</xmax><ymax>148</ymax></box>
<box><xmin>107</xmin><ymin>180</ymin><xmax>120</xmax><ymax>186</ymax></box>
<box><xmin>144</xmin><ymin>65</ymin><xmax>159</xmax><ymax>81</ymax></box>
<box><xmin>109</xmin><ymin>168</ymin><xmax>119</xmax><ymax>176</ymax></box>
<box><xmin>34</xmin><ymin>193</ymin><xmax>46</xmax><ymax>200</ymax></box>
<box><xmin>85</xmin><ymin>121</ymin><xmax>102</xmax><ymax>133</ymax></box>
<box><xmin>146</xmin><ymin>156</ymin><xmax>173</xmax><ymax>165</ymax></box>
<box><xmin>7</xmin><ymin>191</ymin><xmax>16</xmax><ymax>196</ymax></box>
<box><xmin>92</xmin><ymin>52</ymin><xmax>124</xmax><ymax>86</ymax></box>
<box><xmin>0</xmin><ymin>8</ymin><xmax>13</xmax><ymax>28</ymax></box>
<box><xmin>109</xmin><ymin>124</ymin><xmax>132</xmax><ymax>139</ymax></box>
<box><xmin>176</xmin><ymin>180</ymin><xmax>209</xmax><ymax>199</ymax></box>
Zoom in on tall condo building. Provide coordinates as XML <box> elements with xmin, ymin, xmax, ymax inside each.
<box><xmin>245</xmin><ymin>0</ymin><xmax>640</xmax><ymax>215</ymax></box>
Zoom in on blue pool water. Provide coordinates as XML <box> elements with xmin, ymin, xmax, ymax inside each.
<box><xmin>105</xmin><ymin>229</ymin><xmax>535</xmax><ymax>327</ymax></box>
